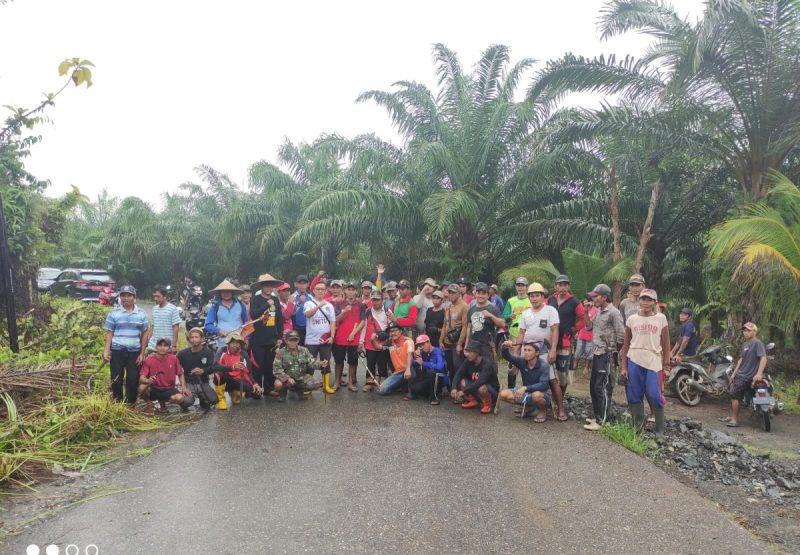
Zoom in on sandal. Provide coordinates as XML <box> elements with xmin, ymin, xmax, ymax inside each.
<box><xmin>347</xmin><ymin>384</ymin><xmax>358</xmax><ymax>392</ymax></box>
<box><xmin>143</xmin><ymin>403</ymin><xmax>155</xmax><ymax>417</ymax></box>
<box><xmin>156</xmin><ymin>406</ymin><xmax>169</xmax><ymax>415</ymax></box>
<box><xmin>726</xmin><ymin>421</ymin><xmax>739</xmax><ymax>428</ymax></box>
<box><xmin>362</xmin><ymin>384</ymin><xmax>373</xmax><ymax>392</ymax></box>
<box><xmin>402</xmin><ymin>395</ymin><xmax>412</xmax><ymax>401</ymax></box>
<box><xmin>557</xmin><ymin>414</ymin><xmax>568</xmax><ymax>422</ymax></box>
<box><xmin>718</xmin><ymin>416</ymin><xmax>732</xmax><ymax>423</ymax></box>
<box><xmin>430</xmin><ymin>400</ymin><xmax>440</xmax><ymax>406</ymax></box>
<box><xmin>513</xmin><ymin>407</ymin><xmax>523</xmax><ymax>415</ymax></box>
<box><xmin>533</xmin><ymin>414</ymin><xmax>547</xmax><ymax>423</ymax></box>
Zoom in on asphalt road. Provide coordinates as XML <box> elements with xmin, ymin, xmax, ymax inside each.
<box><xmin>7</xmin><ymin>371</ymin><xmax>768</xmax><ymax>554</ymax></box>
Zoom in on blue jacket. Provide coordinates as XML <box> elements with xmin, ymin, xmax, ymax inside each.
<box><xmin>412</xmin><ymin>347</ymin><xmax>446</xmax><ymax>376</ymax></box>
<box><xmin>204</xmin><ymin>298</ymin><xmax>248</xmax><ymax>335</ymax></box>
<box><xmin>501</xmin><ymin>347</ymin><xmax>550</xmax><ymax>393</ymax></box>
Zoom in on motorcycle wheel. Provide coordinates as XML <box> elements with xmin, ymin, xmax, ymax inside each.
<box><xmin>761</xmin><ymin>406</ymin><xmax>771</xmax><ymax>432</ymax></box>
<box><xmin>674</xmin><ymin>372</ymin><xmax>702</xmax><ymax>406</ymax></box>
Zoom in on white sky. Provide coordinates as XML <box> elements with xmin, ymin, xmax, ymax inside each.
<box><xmin>0</xmin><ymin>0</ymin><xmax>703</xmax><ymax>206</ymax></box>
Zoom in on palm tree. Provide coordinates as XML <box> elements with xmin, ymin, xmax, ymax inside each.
<box><xmin>532</xmin><ymin>0</ymin><xmax>800</xmax><ymax>200</ymax></box>
<box><xmin>707</xmin><ymin>171</ymin><xmax>800</xmax><ymax>333</ymax></box>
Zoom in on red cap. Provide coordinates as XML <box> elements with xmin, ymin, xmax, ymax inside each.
<box><xmin>277</xmin><ymin>282</ymin><xmax>291</xmax><ymax>292</ymax></box>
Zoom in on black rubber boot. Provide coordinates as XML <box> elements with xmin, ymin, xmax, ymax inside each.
<box><xmin>654</xmin><ymin>407</ymin><xmax>665</xmax><ymax>441</ymax></box>
<box><xmin>629</xmin><ymin>403</ymin><xmax>645</xmax><ymax>432</ymax></box>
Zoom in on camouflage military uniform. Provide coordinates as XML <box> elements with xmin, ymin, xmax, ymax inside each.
<box><xmin>274</xmin><ymin>345</ymin><xmax>321</xmax><ymax>391</ymax></box>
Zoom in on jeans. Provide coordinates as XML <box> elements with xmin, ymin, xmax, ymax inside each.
<box><xmin>110</xmin><ymin>349</ymin><xmax>141</xmax><ymax>404</ymax></box>
<box><xmin>377</xmin><ymin>372</ymin><xmax>407</xmax><ymax>396</ymax></box>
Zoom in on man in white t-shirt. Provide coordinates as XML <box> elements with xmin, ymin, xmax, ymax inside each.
<box><xmin>303</xmin><ymin>281</ymin><xmax>337</xmax><ymax>390</ymax></box>
<box><xmin>518</xmin><ymin>282</ymin><xmax>566</xmax><ymax>421</ymax></box>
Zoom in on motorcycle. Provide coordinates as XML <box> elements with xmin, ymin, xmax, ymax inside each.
<box><xmin>98</xmin><ymin>286</ymin><xmax>119</xmax><ymax>306</ymax></box>
<box><xmin>669</xmin><ymin>342</ymin><xmax>783</xmax><ymax>431</ymax></box>
<box><xmin>183</xmin><ymin>284</ymin><xmax>205</xmax><ymax>312</ymax></box>
<box><xmin>165</xmin><ymin>284</ymin><xmax>185</xmax><ymax>319</ymax></box>
<box><xmin>185</xmin><ymin>306</ymin><xmax>207</xmax><ymax>335</ymax></box>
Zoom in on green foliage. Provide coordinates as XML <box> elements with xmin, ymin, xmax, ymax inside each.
<box><xmin>600</xmin><ymin>421</ymin><xmax>652</xmax><ymax>455</ymax></box>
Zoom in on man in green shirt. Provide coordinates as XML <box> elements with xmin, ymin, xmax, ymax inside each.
<box><xmin>273</xmin><ymin>330</ymin><xmax>324</xmax><ymax>401</ymax></box>
<box><xmin>502</xmin><ymin>277</ymin><xmax>532</xmax><ymax>388</ymax></box>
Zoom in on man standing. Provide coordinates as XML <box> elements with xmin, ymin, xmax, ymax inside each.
<box><xmin>670</xmin><ymin>308</ymin><xmax>699</xmax><ymax>362</ymax></box>
<box><xmin>333</xmin><ymin>282</ymin><xmax>365</xmax><ymax>392</ymax></box>
<box><xmin>389</xmin><ymin>279</ymin><xmax>418</xmax><ymax>334</ymax></box>
<box><xmin>360</xmin><ymin>290</ymin><xmax>391</xmax><ymax>391</ymax></box>
<box><xmin>547</xmin><ymin>274</ymin><xmax>584</xmax><ymax>401</ymax></box>
<box><xmin>204</xmin><ymin>280</ymin><xmax>249</xmax><ymax>350</ymax></box>
<box><xmin>360</xmin><ymin>280</ymin><xmax>374</xmax><ymax>302</ymax></box>
<box><xmin>574</xmin><ymin>296</ymin><xmax>596</xmax><ymax>376</ymax></box>
<box><xmin>103</xmin><ymin>285</ymin><xmax>149</xmax><ymax>404</ymax></box>
<box><xmin>440</xmin><ymin>284</ymin><xmax>469</xmax><ymax>383</ymax></box>
<box><xmin>249</xmin><ymin>273</ymin><xmax>284</xmax><ymax>396</ymax></box>
<box><xmin>413</xmin><ymin>278</ymin><xmax>437</xmax><ymax>335</ymax></box>
<box><xmin>146</xmin><ymin>285</ymin><xmax>182</xmax><ymax>354</ymax></box>
<box><xmin>178</xmin><ymin>327</ymin><xmax>219</xmax><ymax>410</ymax></box>
<box><xmin>723</xmin><ymin>322</ymin><xmax>767</xmax><ymax>428</ymax></box>
<box><xmin>463</xmin><ymin>282</ymin><xmax>505</xmax><ymax>353</ymax></box>
<box><xmin>502</xmin><ymin>277</ymin><xmax>532</xmax><ymax>388</ymax></box>
<box><xmin>304</xmin><ymin>280</ymin><xmax>337</xmax><ymax>392</ymax></box>
<box><xmin>620</xmin><ymin>289</ymin><xmax>671</xmax><ymax>438</ymax></box>
<box><xmin>450</xmin><ymin>340</ymin><xmax>500</xmax><ymax>414</ymax></box>
<box><xmin>384</xmin><ymin>281</ymin><xmax>399</xmax><ymax>310</ymax></box>
<box><xmin>456</xmin><ymin>277</ymin><xmax>475</xmax><ymax>305</ymax></box>
<box><xmin>619</xmin><ymin>273</ymin><xmax>646</xmax><ymax>322</ymax></box>
<box><xmin>277</xmin><ymin>282</ymin><xmax>294</xmax><ymax>333</ymax></box>
<box><xmin>489</xmin><ymin>284</ymin><xmax>505</xmax><ymax>312</ymax></box>
<box><xmin>518</xmin><ymin>282</ymin><xmax>565</xmax><ymax>421</ymax></box>
<box><xmin>583</xmin><ymin>284</ymin><xmax>625</xmax><ymax>431</ymax></box>
<box><xmin>424</xmin><ymin>290</ymin><xmax>446</xmax><ymax>348</ymax></box>
<box><xmin>291</xmin><ymin>274</ymin><xmax>311</xmax><ymax>344</ymax></box>
<box><xmin>239</xmin><ymin>284</ymin><xmax>252</xmax><ymax>314</ymax></box>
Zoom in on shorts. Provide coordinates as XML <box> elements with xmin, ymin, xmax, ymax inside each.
<box><xmin>306</xmin><ymin>344</ymin><xmax>332</xmax><ymax>363</ymax></box>
<box><xmin>730</xmin><ymin>378</ymin><xmax>750</xmax><ymax>401</ymax></box>
<box><xmin>332</xmin><ymin>344</ymin><xmax>358</xmax><ymax>365</ymax></box>
<box><xmin>556</xmin><ymin>370</ymin><xmax>574</xmax><ymax>387</ymax></box>
<box><xmin>149</xmin><ymin>387</ymin><xmax>179</xmax><ymax>401</ymax></box>
<box><xmin>511</xmin><ymin>386</ymin><xmax>551</xmax><ymax>406</ymax></box>
<box><xmin>539</xmin><ymin>354</ymin><xmax>557</xmax><ymax>381</ymax></box>
<box><xmin>575</xmin><ymin>339</ymin><xmax>594</xmax><ymax>360</ymax></box>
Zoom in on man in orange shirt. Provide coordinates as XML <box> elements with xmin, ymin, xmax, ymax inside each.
<box><xmin>376</xmin><ymin>323</ymin><xmax>414</xmax><ymax>396</ymax></box>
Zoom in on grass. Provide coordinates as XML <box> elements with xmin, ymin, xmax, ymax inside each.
<box><xmin>743</xmin><ymin>444</ymin><xmax>800</xmax><ymax>460</ymax></box>
<box><xmin>0</xmin><ymin>391</ymin><xmax>180</xmax><ymax>488</ymax></box>
<box><xmin>600</xmin><ymin>421</ymin><xmax>652</xmax><ymax>455</ymax></box>
<box><xmin>771</xmin><ymin>375</ymin><xmax>800</xmax><ymax>414</ymax></box>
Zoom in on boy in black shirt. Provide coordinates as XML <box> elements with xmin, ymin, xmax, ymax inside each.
<box><xmin>177</xmin><ymin>327</ymin><xmax>218</xmax><ymax>410</ymax></box>
<box><xmin>450</xmin><ymin>340</ymin><xmax>500</xmax><ymax>414</ymax></box>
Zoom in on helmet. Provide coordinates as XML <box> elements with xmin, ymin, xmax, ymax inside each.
<box><xmin>527</xmin><ymin>282</ymin><xmax>547</xmax><ymax>295</ymax></box>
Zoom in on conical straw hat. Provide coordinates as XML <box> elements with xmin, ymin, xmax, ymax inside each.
<box><xmin>252</xmin><ymin>273</ymin><xmax>282</xmax><ymax>288</ymax></box>
<box><xmin>209</xmin><ymin>279</ymin><xmax>243</xmax><ymax>294</ymax></box>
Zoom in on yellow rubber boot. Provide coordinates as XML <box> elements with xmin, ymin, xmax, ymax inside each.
<box><xmin>215</xmin><ymin>385</ymin><xmax>228</xmax><ymax>410</ymax></box>
<box><xmin>231</xmin><ymin>390</ymin><xmax>241</xmax><ymax>404</ymax></box>
<box><xmin>323</xmin><ymin>373</ymin><xmax>336</xmax><ymax>394</ymax></box>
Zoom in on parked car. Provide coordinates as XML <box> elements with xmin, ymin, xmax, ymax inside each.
<box><xmin>37</xmin><ymin>267</ymin><xmax>62</xmax><ymax>292</ymax></box>
<box><xmin>49</xmin><ymin>268</ymin><xmax>117</xmax><ymax>302</ymax></box>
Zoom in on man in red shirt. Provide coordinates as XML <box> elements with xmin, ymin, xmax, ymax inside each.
<box><xmin>389</xmin><ymin>279</ymin><xmax>418</xmax><ymax>335</ymax></box>
<box><xmin>333</xmin><ymin>281</ymin><xmax>365</xmax><ymax>392</ymax></box>
<box><xmin>139</xmin><ymin>337</ymin><xmax>191</xmax><ymax>416</ymax></box>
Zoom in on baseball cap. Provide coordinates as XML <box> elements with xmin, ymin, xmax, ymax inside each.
<box><xmin>742</xmin><ymin>322</ymin><xmax>758</xmax><ymax>332</ymax></box>
<box><xmin>456</xmin><ymin>276</ymin><xmax>471</xmax><ymax>285</ymax></box>
<box><xmin>224</xmin><ymin>332</ymin><xmax>245</xmax><ymax>344</ymax></box>
<box><xmin>515</xmin><ymin>277</ymin><xmax>529</xmax><ymax>286</ymax></box>
<box><xmin>474</xmin><ymin>282</ymin><xmax>489</xmax><ymax>292</ymax></box>
<box><xmin>464</xmin><ymin>340</ymin><xmax>484</xmax><ymax>353</ymax></box>
<box><xmin>415</xmin><ymin>334</ymin><xmax>430</xmax><ymax>345</ymax></box>
<box><xmin>432</xmin><ymin>290</ymin><xmax>445</xmax><ymax>299</ymax></box>
<box><xmin>422</xmin><ymin>278</ymin><xmax>438</xmax><ymax>288</ymax></box>
<box><xmin>398</xmin><ymin>279</ymin><xmax>411</xmax><ymax>289</ymax></box>
<box><xmin>441</xmin><ymin>280</ymin><xmax>451</xmax><ymax>287</ymax></box>
<box><xmin>386</xmin><ymin>322</ymin><xmax>401</xmax><ymax>332</ymax></box>
<box><xmin>361</xmin><ymin>280</ymin><xmax>373</xmax><ymax>288</ymax></box>
<box><xmin>628</xmin><ymin>274</ymin><xmax>645</xmax><ymax>285</ymax></box>
<box><xmin>240</xmin><ymin>284</ymin><xmax>251</xmax><ymax>292</ymax></box>
<box><xmin>447</xmin><ymin>284</ymin><xmax>460</xmax><ymax>293</ymax></box>
<box><xmin>370</xmin><ymin>290</ymin><xmax>383</xmax><ymax>300</ymax></box>
<box><xmin>680</xmin><ymin>307</ymin><xmax>693</xmax><ymax>316</ymax></box>
<box><xmin>277</xmin><ymin>282</ymin><xmax>291</xmax><ymax>292</ymax></box>
<box><xmin>187</xmin><ymin>327</ymin><xmax>204</xmax><ymax>337</ymax></box>
<box><xmin>296</xmin><ymin>274</ymin><xmax>309</xmax><ymax>283</ymax></box>
<box><xmin>588</xmin><ymin>284</ymin><xmax>612</xmax><ymax>300</ymax></box>
<box><xmin>639</xmin><ymin>288</ymin><xmax>658</xmax><ymax>301</ymax></box>
<box><xmin>156</xmin><ymin>337</ymin><xmax>171</xmax><ymax>346</ymax></box>
<box><xmin>329</xmin><ymin>279</ymin><xmax>343</xmax><ymax>287</ymax></box>
<box><xmin>285</xmin><ymin>330</ymin><xmax>300</xmax><ymax>340</ymax></box>
<box><xmin>554</xmin><ymin>274</ymin><xmax>570</xmax><ymax>284</ymax></box>
<box><xmin>490</xmin><ymin>284</ymin><xmax>499</xmax><ymax>291</ymax></box>
<box><xmin>385</xmin><ymin>281</ymin><xmax>398</xmax><ymax>291</ymax></box>
<box><xmin>344</xmin><ymin>281</ymin><xmax>357</xmax><ymax>289</ymax></box>
<box><xmin>119</xmin><ymin>284</ymin><xmax>137</xmax><ymax>295</ymax></box>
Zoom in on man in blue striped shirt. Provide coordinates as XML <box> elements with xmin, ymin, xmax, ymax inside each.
<box><xmin>146</xmin><ymin>285</ymin><xmax>182</xmax><ymax>353</ymax></box>
<box><xmin>103</xmin><ymin>285</ymin><xmax>149</xmax><ymax>404</ymax></box>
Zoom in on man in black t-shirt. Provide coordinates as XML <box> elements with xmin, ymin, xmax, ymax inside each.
<box><xmin>464</xmin><ymin>282</ymin><xmax>504</xmax><ymax>354</ymax></box>
<box><xmin>177</xmin><ymin>327</ymin><xmax>219</xmax><ymax>410</ymax></box>
<box><xmin>724</xmin><ymin>322</ymin><xmax>767</xmax><ymax>428</ymax></box>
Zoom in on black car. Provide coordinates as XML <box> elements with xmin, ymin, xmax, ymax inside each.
<box><xmin>37</xmin><ymin>267</ymin><xmax>62</xmax><ymax>292</ymax></box>
<box><xmin>49</xmin><ymin>268</ymin><xmax>117</xmax><ymax>302</ymax></box>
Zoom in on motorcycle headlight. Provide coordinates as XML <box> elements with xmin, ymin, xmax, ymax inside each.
<box><xmin>725</xmin><ymin>355</ymin><xmax>733</xmax><ymax>362</ymax></box>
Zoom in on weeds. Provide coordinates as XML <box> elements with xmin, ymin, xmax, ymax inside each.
<box><xmin>771</xmin><ymin>375</ymin><xmax>800</xmax><ymax>414</ymax></box>
<box><xmin>600</xmin><ymin>421</ymin><xmax>652</xmax><ymax>455</ymax></box>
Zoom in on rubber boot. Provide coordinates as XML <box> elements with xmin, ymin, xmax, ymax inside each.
<box><xmin>478</xmin><ymin>390</ymin><xmax>493</xmax><ymax>414</ymax></box>
<box><xmin>461</xmin><ymin>394</ymin><xmax>479</xmax><ymax>409</ymax></box>
<box><xmin>231</xmin><ymin>390</ymin><xmax>241</xmax><ymax>404</ymax></box>
<box><xmin>629</xmin><ymin>403</ymin><xmax>645</xmax><ymax>432</ymax></box>
<box><xmin>215</xmin><ymin>385</ymin><xmax>228</xmax><ymax>410</ymax></box>
<box><xmin>654</xmin><ymin>407</ymin><xmax>665</xmax><ymax>441</ymax></box>
<box><xmin>323</xmin><ymin>372</ymin><xmax>336</xmax><ymax>394</ymax></box>
<box><xmin>507</xmin><ymin>372</ymin><xmax>517</xmax><ymax>389</ymax></box>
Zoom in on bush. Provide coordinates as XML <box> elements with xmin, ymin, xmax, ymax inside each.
<box><xmin>600</xmin><ymin>421</ymin><xmax>652</xmax><ymax>455</ymax></box>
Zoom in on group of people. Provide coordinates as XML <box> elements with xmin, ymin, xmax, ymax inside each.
<box><xmin>101</xmin><ymin>265</ymin><xmax>763</xmax><ymax>438</ymax></box>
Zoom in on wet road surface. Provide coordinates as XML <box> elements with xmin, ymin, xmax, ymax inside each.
<box><xmin>7</xmin><ymin>372</ymin><xmax>768</xmax><ymax>554</ymax></box>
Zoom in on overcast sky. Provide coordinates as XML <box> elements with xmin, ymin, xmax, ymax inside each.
<box><xmin>0</xmin><ymin>0</ymin><xmax>702</xmax><ymax>206</ymax></box>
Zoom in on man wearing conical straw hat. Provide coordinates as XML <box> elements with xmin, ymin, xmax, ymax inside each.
<box><xmin>204</xmin><ymin>279</ymin><xmax>249</xmax><ymax>350</ymax></box>
<box><xmin>248</xmin><ymin>273</ymin><xmax>285</xmax><ymax>397</ymax></box>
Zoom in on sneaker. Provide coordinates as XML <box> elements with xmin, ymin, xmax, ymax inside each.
<box><xmin>583</xmin><ymin>421</ymin><xmax>602</xmax><ymax>431</ymax></box>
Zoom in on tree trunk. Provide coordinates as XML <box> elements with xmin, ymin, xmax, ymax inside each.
<box><xmin>609</xmin><ymin>164</ymin><xmax>622</xmax><ymax>305</ymax></box>
<box><xmin>634</xmin><ymin>181</ymin><xmax>662</xmax><ymax>274</ymax></box>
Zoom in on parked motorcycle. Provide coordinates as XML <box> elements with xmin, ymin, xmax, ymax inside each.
<box><xmin>669</xmin><ymin>342</ymin><xmax>783</xmax><ymax>431</ymax></box>
<box><xmin>183</xmin><ymin>284</ymin><xmax>204</xmax><ymax>312</ymax></box>
<box><xmin>98</xmin><ymin>286</ymin><xmax>119</xmax><ymax>306</ymax></box>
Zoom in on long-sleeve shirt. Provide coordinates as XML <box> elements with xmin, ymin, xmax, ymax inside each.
<box><xmin>360</xmin><ymin>308</ymin><xmax>389</xmax><ymax>351</ymax></box>
<box><xmin>500</xmin><ymin>348</ymin><xmax>550</xmax><ymax>393</ymax></box>
<box><xmin>273</xmin><ymin>346</ymin><xmax>320</xmax><ymax>380</ymax></box>
<box><xmin>390</xmin><ymin>295</ymin><xmax>418</xmax><ymax>328</ymax></box>
<box><xmin>177</xmin><ymin>346</ymin><xmax>216</xmax><ymax>379</ymax></box>
<box><xmin>249</xmin><ymin>293</ymin><xmax>284</xmax><ymax>345</ymax></box>
<box><xmin>412</xmin><ymin>347</ymin><xmax>446</xmax><ymax>376</ymax></box>
<box><xmin>452</xmin><ymin>356</ymin><xmax>500</xmax><ymax>397</ymax></box>
<box><xmin>586</xmin><ymin>303</ymin><xmax>625</xmax><ymax>356</ymax></box>
<box><xmin>205</xmin><ymin>298</ymin><xmax>248</xmax><ymax>335</ymax></box>
<box><xmin>213</xmin><ymin>349</ymin><xmax>254</xmax><ymax>384</ymax></box>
